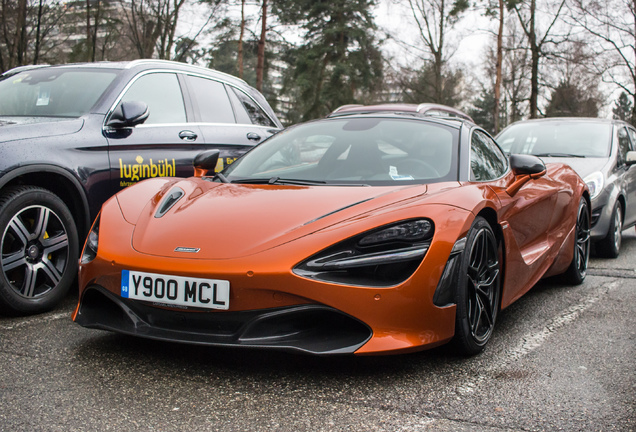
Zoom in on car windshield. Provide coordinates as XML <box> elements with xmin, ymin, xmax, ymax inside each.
<box><xmin>0</xmin><ymin>68</ymin><xmax>118</xmax><ymax>118</ymax></box>
<box><xmin>223</xmin><ymin>117</ymin><xmax>459</xmax><ymax>185</ymax></box>
<box><xmin>496</xmin><ymin>121</ymin><xmax>612</xmax><ymax>158</ymax></box>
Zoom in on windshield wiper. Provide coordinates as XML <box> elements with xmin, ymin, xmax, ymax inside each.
<box><xmin>533</xmin><ymin>153</ymin><xmax>586</xmax><ymax>158</ymax></box>
<box><xmin>230</xmin><ymin>177</ymin><xmax>368</xmax><ymax>186</ymax></box>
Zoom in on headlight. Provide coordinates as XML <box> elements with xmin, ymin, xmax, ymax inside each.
<box><xmin>80</xmin><ymin>215</ymin><xmax>100</xmax><ymax>264</ymax></box>
<box><xmin>294</xmin><ymin>219</ymin><xmax>434</xmax><ymax>287</ymax></box>
<box><xmin>583</xmin><ymin>171</ymin><xmax>604</xmax><ymax>200</ymax></box>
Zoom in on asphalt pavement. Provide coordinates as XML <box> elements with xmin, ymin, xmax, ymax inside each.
<box><xmin>0</xmin><ymin>231</ymin><xmax>634</xmax><ymax>431</ymax></box>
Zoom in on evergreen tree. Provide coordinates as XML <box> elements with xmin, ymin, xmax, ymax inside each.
<box><xmin>613</xmin><ymin>92</ymin><xmax>633</xmax><ymax>123</ymax></box>
<box><xmin>469</xmin><ymin>89</ymin><xmax>496</xmax><ymax>134</ymax></box>
<box><xmin>273</xmin><ymin>0</ymin><xmax>384</xmax><ymax>122</ymax></box>
<box><xmin>545</xmin><ymin>80</ymin><xmax>600</xmax><ymax>118</ymax></box>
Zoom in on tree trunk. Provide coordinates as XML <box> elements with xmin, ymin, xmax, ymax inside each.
<box><xmin>256</xmin><ymin>0</ymin><xmax>267</xmax><ymax>91</ymax></box>
<box><xmin>15</xmin><ymin>0</ymin><xmax>27</xmax><ymax>65</ymax></box>
<box><xmin>529</xmin><ymin>0</ymin><xmax>538</xmax><ymax>118</ymax></box>
<box><xmin>34</xmin><ymin>0</ymin><xmax>44</xmax><ymax>64</ymax></box>
<box><xmin>238</xmin><ymin>0</ymin><xmax>245</xmax><ymax>78</ymax></box>
<box><xmin>86</xmin><ymin>0</ymin><xmax>92</xmax><ymax>61</ymax></box>
<box><xmin>493</xmin><ymin>0</ymin><xmax>504</xmax><ymax>132</ymax></box>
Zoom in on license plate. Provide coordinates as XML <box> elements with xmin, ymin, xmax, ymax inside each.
<box><xmin>121</xmin><ymin>270</ymin><xmax>230</xmax><ymax>310</ymax></box>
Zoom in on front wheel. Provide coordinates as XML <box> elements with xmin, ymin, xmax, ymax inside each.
<box><xmin>0</xmin><ymin>186</ymin><xmax>79</xmax><ymax>315</ymax></box>
<box><xmin>596</xmin><ymin>201</ymin><xmax>622</xmax><ymax>258</ymax></box>
<box><xmin>453</xmin><ymin>217</ymin><xmax>501</xmax><ymax>356</ymax></box>
<box><xmin>563</xmin><ymin>197</ymin><xmax>591</xmax><ymax>285</ymax></box>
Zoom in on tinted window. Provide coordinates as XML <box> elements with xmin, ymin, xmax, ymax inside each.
<box><xmin>187</xmin><ymin>76</ymin><xmax>235</xmax><ymax>124</ymax></box>
<box><xmin>627</xmin><ymin>128</ymin><xmax>636</xmax><ymax>150</ymax></box>
<box><xmin>224</xmin><ymin>118</ymin><xmax>458</xmax><ymax>185</ymax></box>
<box><xmin>497</xmin><ymin>121</ymin><xmax>612</xmax><ymax>157</ymax></box>
<box><xmin>471</xmin><ymin>130</ymin><xmax>507</xmax><ymax>181</ymax></box>
<box><xmin>0</xmin><ymin>69</ymin><xmax>117</xmax><ymax>117</ymax></box>
<box><xmin>121</xmin><ymin>73</ymin><xmax>186</xmax><ymax>124</ymax></box>
<box><xmin>229</xmin><ymin>87</ymin><xmax>276</xmax><ymax>127</ymax></box>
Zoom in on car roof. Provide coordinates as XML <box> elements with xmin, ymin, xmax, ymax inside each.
<box><xmin>328</xmin><ymin>103</ymin><xmax>474</xmax><ymax>122</ymax></box>
<box><xmin>502</xmin><ymin>117</ymin><xmax>628</xmax><ymax>127</ymax></box>
<box><xmin>2</xmin><ymin>60</ymin><xmax>249</xmax><ymax>88</ymax></box>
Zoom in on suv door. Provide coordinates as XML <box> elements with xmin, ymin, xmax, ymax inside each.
<box><xmin>105</xmin><ymin>71</ymin><xmax>205</xmax><ymax>193</ymax></box>
<box><xmin>184</xmin><ymin>75</ymin><xmax>280</xmax><ymax>171</ymax></box>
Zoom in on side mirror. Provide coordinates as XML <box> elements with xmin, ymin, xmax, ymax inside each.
<box><xmin>510</xmin><ymin>154</ymin><xmax>546</xmax><ymax>176</ymax></box>
<box><xmin>506</xmin><ymin>154</ymin><xmax>547</xmax><ymax>196</ymax></box>
<box><xmin>106</xmin><ymin>101</ymin><xmax>149</xmax><ymax>128</ymax></box>
<box><xmin>627</xmin><ymin>150</ymin><xmax>636</xmax><ymax>166</ymax></box>
<box><xmin>193</xmin><ymin>150</ymin><xmax>220</xmax><ymax>177</ymax></box>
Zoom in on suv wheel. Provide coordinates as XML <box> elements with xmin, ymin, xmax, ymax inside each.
<box><xmin>0</xmin><ymin>186</ymin><xmax>79</xmax><ymax>315</ymax></box>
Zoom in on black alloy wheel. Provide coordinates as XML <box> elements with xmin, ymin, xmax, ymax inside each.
<box><xmin>0</xmin><ymin>186</ymin><xmax>79</xmax><ymax>315</ymax></box>
<box><xmin>453</xmin><ymin>217</ymin><xmax>501</xmax><ymax>356</ymax></box>
<box><xmin>563</xmin><ymin>197</ymin><xmax>591</xmax><ymax>285</ymax></box>
<box><xmin>596</xmin><ymin>201</ymin><xmax>622</xmax><ymax>258</ymax></box>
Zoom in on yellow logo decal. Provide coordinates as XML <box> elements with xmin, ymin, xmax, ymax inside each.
<box><xmin>119</xmin><ymin>156</ymin><xmax>176</xmax><ymax>187</ymax></box>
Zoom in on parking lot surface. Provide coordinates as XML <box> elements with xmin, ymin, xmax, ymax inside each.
<box><xmin>1</xmin><ymin>231</ymin><xmax>635</xmax><ymax>431</ymax></box>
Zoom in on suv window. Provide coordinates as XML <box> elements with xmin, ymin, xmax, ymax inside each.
<box><xmin>471</xmin><ymin>130</ymin><xmax>508</xmax><ymax>181</ymax></box>
<box><xmin>187</xmin><ymin>76</ymin><xmax>235</xmax><ymax>124</ymax></box>
<box><xmin>121</xmin><ymin>73</ymin><xmax>186</xmax><ymax>124</ymax></box>
<box><xmin>627</xmin><ymin>127</ymin><xmax>636</xmax><ymax>151</ymax></box>
<box><xmin>228</xmin><ymin>87</ymin><xmax>276</xmax><ymax>127</ymax></box>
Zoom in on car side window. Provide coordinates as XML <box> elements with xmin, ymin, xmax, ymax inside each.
<box><xmin>186</xmin><ymin>76</ymin><xmax>235</xmax><ymax>124</ymax></box>
<box><xmin>617</xmin><ymin>127</ymin><xmax>631</xmax><ymax>167</ymax></box>
<box><xmin>228</xmin><ymin>87</ymin><xmax>276</xmax><ymax>127</ymax></box>
<box><xmin>121</xmin><ymin>73</ymin><xmax>186</xmax><ymax>124</ymax></box>
<box><xmin>627</xmin><ymin>127</ymin><xmax>636</xmax><ymax>151</ymax></box>
<box><xmin>471</xmin><ymin>130</ymin><xmax>508</xmax><ymax>181</ymax></box>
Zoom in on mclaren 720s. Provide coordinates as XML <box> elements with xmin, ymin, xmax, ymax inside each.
<box><xmin>74</xmin><ymin>111</ymin><xmax>591</xmax><ymax>356</ymax></box>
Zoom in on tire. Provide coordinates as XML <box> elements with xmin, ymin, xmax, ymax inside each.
<box><xmin>596</xmin><ymin>201</ymin><xmax>622</xmax><ymax>258</ymax></box>
<box><xmin>563</xmin><ymin>197</ymin><xmax>591</xmax><ymax>285</ymax></box>
<box><xmin>0</xmin><ymin>186</ymin><xmax>79</xmax><ymax>315</ymax></box>
<box><xmin>453</xmin><ymin>217</ymin><xmax>502</xmax><ymax>356</ymax></box>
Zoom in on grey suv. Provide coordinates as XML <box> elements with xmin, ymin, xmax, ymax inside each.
<box><xmin>0</xmin><ymin>60</ymin><xmax>282</xmax><ymax>315</ymax></box>
<box><xmin>497</xmin><ymin>118</ymin><xmax>636</xmax><ymax>257</ymax></box>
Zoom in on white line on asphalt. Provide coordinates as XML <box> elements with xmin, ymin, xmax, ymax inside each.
<box><xmin>456</xmin><ymin>280</ymin><xmax>619</xmax><ymax>396</ymax></box>
<box><xmin>0</xmin><ymin>312</ymin><xmax>70</xmax><ymax>331</ymax></box>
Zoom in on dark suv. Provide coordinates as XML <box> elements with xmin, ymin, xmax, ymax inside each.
<box><xmin>0</xmin><ymin>60</ymin><xmax>282</xmax><ymax>315</ymax></box>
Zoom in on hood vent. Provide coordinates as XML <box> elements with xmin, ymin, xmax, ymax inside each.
<box><xmin>155</xmin><ymin>187</ymin><xmax>184</xmax><ymax>218</ymax></box>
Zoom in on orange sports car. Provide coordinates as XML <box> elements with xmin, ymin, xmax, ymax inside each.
<box><xmin>74</xmin><ymin>111</ymin><xmax>590</xmax><ymax>356</ymax></box>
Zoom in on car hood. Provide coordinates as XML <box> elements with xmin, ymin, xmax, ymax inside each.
<box><xmin>541</xmin><ymin>156</ymin><xmax>608</xmax><ymax>179</ymax></box>
<box><xmin>130</xmin><ymin>179</ymin><xmax>432</xmax><ymax>259</ymax></box>
<box><xmin>0</xmin><ymin>117</ymin><xmax>84</xmax><ymax>143</ymax></box>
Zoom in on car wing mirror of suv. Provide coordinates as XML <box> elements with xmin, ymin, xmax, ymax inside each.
<box><xmin>106</xmin><ymin>101</ymin><xmax>149</xmax><ymax>129</ymax></box>
<box><xmin>627</xmin><ymin>151</ymin><xmax>636</xmax><ymax>166</ymax></box>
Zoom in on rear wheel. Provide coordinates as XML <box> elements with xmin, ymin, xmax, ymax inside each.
<box><xmin>453</xmin><ymin>217</ymin><xmax>501</xmax><ymax>356</ymax></box>
<box><xmin>596</xmin><ymin>201</ymin><xmax>622</xmax><ymax>258</ymax></box>
<box><xmin>563</xmin><ymin>198</ymin><xmax>591</xmax><ymax>285</ymax></box>
<box><xmin>0</xmin><ymin>186</ymin><xmax>79</xmax><ymax>315</ymax></box>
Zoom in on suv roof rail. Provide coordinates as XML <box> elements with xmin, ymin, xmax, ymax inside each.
<box><xmin>2</xmin><ymin>64</ymin><xmax>50</xmax><ymax>78</ymax></box>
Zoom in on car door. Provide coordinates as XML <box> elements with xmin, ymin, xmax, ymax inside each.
<box><xmin>624</xmin><ymin>127</ymin><xmax>636</xmax><ymax>226</ymax></box>
<box><xmin>480</xmin><ymin>130</ymin><xmax>560</xmax><ymax>303</ymax></box>
<box><xmin>183</xmin><ymin>74</ymin><xmax>280</xmax><ymax>172</ymax></box>
<box><xmin>105</xmin><ymin>71</ymin><xmax>205</xmax><ymax>194</ymax></box>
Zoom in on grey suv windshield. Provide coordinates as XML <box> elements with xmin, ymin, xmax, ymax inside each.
<box><xmin>497</xmin><ymin>122</ymin><xmax>612</xmax><ymax>157</ymax></box>
<box><xmin>0</xmin><ymin>69</ymin><xmax>117</xmax><ymax>118</ymax></box>
<box><xmin>223</xmin><ymin>117</ymin><xmax>459</xmax><ymax>185</ymax></box>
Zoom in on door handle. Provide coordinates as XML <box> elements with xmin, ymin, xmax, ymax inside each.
<box><xmin>179</xmin><ymin>130</ymin><xmax>198</xmax><ymax>141</ymax></box>
<box><xmin>247</xmin><ymin>132</ymin><xmax>261</xmax><ymax>141</ymax></box>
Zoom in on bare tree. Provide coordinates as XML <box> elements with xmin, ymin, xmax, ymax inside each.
<box><xmin>237</xmin><ymin>0</ymin><xmax>245</xmax><ymax>77</ymax></box>
<box><xmin>406</xmin><ymin>0</ymin><xmax>469</xmax><ymax>103</ymax></box>
<box><xmin>508</xmin><ymin>0</ymin><xmax>568</xmax><ymax>118</ymax></box>
<box><xmin>256</xmin><ymin>0</ymin><xmax>266</xmax><ymax>91</ymax></box>
<box><xmin>568</xmin><ymin>0</ymin><xmax>636</xmax><ymax>122</ymax></box>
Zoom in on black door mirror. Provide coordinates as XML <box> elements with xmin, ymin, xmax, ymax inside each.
<box><xmin>193</xmin><ymin>150</ymin><xmax>220</xmax><ymax>177</ymax></box>
<box><xmin>510</xmin><ymin>154</ymin><xmax>546</xmax><ymax>176</ymax></box>
<box><xmin>106</xmin><ymin>101</ymin><xmax>149</xmax><ymax>128</ymax></box>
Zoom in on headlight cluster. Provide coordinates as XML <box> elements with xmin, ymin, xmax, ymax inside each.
<box><xmin>80</xmin><ymin>215</ymin><xmax>100</xmax><ymax>264</ymax></box>
<box><xmin>294</xmin><ymin>219</ymin><xmax>434</xmax><ymax>287</ymax></box>
<box><xmin>583</xmin><ymin>171</ymin><xmax>604</xmax><ymax>200</ymax></box>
